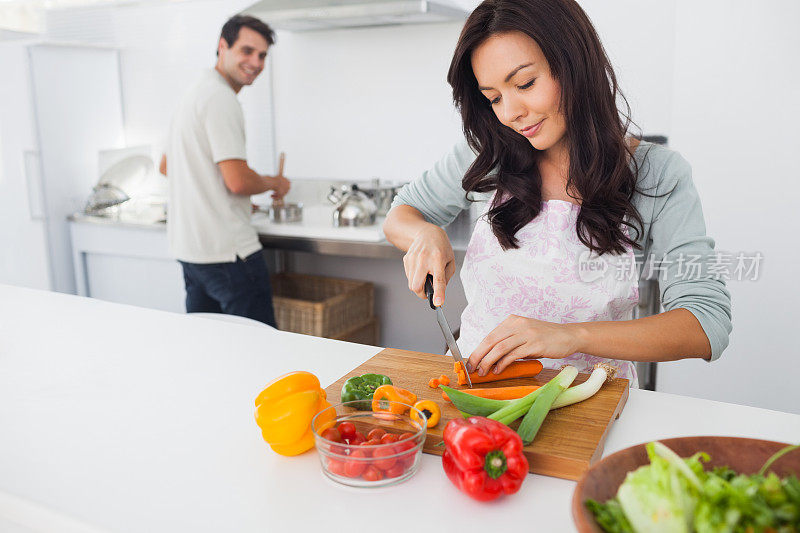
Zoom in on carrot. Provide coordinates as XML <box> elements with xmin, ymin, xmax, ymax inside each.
<box><xmin>441</xmin><ymin>385</ymin><xmax>541</xmax><ymax>402</ymax></box>
<box><xmin>454</xmin><ymin>359</ymin><xmax>543</xmax><ymax>385</ymax></box>
<box><xmin>428</xmin><ymin>377</ymin><xmax>440</xmax><ymax>388</ymax></box>
<box><xmin>438</xmin><ymin>374</ymin><xmax>450</xmax><ymax>386</ymax></box>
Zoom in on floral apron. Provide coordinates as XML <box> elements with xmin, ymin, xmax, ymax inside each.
<box><xmin>456</xmin><ymin>198</ymin><xmax>640</xmax><ymax>386</ymax></box>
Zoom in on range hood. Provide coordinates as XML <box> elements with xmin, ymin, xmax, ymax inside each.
<box><xmin>242</xmin><ymin>0</ymin><xmax>469</xmax><ymax>32</ymax></box>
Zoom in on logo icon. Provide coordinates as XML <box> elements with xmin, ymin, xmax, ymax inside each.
<box><xmin>578</xmin><ymin>250</ymin><xmax>608</xmax><ymax>282</ymax></box>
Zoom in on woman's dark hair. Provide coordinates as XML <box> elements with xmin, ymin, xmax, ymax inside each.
<box><xmin>448</xmin><ymin>0</ymin><xmax>644</xmax><ymax>254</ymax></box>
<box><xmin>218</xmin><ymin>15</ymin><xmax>276</xmax><ymax>56</ymax></box>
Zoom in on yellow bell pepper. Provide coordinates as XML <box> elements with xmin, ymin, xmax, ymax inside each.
<box><xmin>254</xmin><ymin>371</ymin><xmax>334</xmax><ymax>456</ymax></box>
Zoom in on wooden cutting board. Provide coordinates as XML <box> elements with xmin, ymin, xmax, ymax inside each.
<box><xmin>325</xmin><ymin>347</ymin><xmax>629</xmax><ymax>481</ymax></box>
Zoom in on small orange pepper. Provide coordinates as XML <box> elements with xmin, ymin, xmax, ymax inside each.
<box><xmin>371</xmin><ymin>385</ymin><xmax>418</xmax><ymax>414</ymax></box>
<box><xmin>411</xmin><ymin>400</ymin><xmax>441</xmax><ymax>428</ymax></box>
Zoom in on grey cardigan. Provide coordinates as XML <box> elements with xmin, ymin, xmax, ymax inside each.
<box><xmin>391</xmin><ymin>140</ymin><xmax>732</xmax><ymax>361</ymax></box>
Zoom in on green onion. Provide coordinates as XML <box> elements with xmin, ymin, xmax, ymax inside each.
<box><xmin>487</xmin><ymin>384</ymin><xmax>545</xmax><ymax>426</ymax></box>
<box><xmin>488</xmin><ymin>366</ymin><xmax>576</xmax><ymax>427</ymax></box>
<box><xmin>517</xmin><ymin>366</ymin><xmax>578</xmax><ymax>445</ymax></box>
<box><xmin>550</xmin><ymin>363</ymin><xmax>617</xmax><ymax>409</ymax></box>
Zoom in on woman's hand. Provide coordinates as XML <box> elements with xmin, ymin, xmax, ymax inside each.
<box><xmin>466</xmin><ymin>315</ymin><xmax>584</xmax><ymax>376</ymax></box>
<box><xmin>402</xmin><ymin>224</ymin><xmax>455</xmax><ymax>306</ymax></box>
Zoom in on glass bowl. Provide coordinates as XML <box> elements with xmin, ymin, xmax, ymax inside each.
<box><xmin>311</xmin><ymin>400</ymin><xmax>427</xmax><ymax>488</ymax></box>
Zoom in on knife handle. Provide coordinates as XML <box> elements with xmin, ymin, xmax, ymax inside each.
<box><xmin>424</xmin><ymin>274</ymin><xmax>436</xmax><ymax>310</ymax></box>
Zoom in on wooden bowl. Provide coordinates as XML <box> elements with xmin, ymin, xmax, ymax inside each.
<box><xmin>572</xmin><ymin>436</ymin><xmax>800</xmax><ymax>532</ymax></box>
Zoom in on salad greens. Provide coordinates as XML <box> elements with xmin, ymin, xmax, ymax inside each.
<box><xmin>586</xmin><ymin>442</ymin><xmax>800</xmax><ymax>533</ymax></box>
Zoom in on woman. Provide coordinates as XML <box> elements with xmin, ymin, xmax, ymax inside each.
<box><xmin>383</xmin><ymin>0</ymin><xmax>732</xmax><ymax>385</ymax></box>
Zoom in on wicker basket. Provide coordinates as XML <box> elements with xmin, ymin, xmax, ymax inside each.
<box><xmin>271</xmin><ymin>273</ymin><xmax>374</xmax><ymax>338</ymax></box>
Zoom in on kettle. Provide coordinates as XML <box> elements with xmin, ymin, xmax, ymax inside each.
<box><xmin>327</xmin><ymin>184</ymin><xmax>378</xmax><ymax>227</ymax></box>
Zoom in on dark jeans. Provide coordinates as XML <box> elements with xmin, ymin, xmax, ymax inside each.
<box><xmin>179</xmin><ymin>251</ymin><xmax>277</xmax><ymax>327</ymax></box>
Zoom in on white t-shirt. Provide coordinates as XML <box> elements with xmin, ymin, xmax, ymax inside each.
<box><xmin>166</xmin><ymin>68</ymin><xmax>262</xmax><ymax>263</ymax></box>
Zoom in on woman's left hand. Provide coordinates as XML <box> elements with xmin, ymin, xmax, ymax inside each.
<box><xmin>466</xmin><ymin>315</ymin><xmax>583</xmax><ymax>376</ymax></box>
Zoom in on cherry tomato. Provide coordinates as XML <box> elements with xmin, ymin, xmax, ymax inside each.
<box><xmin>367</xmin><ymin>428</ymin><xmax>386</xmax><ymax>441</ymax></box>
<box><xmin>384</xmin><ymin>463</ymin><xmax>405</xmax><ymax>478</ymax></box>
<box><xmin>372</xmin><ymin>446</ymin><xmax>397</xmax><ymax>471</ymax></box>
<box><xmin>362</xmin><ymin>465</ymin><xmax>383</xmax><ymax>482</ymax></box>
<box><xmin>327</xmin><ymin>458</ymin><xmax>347</xmax><ymax>476</ymax></box>
<box><xmin>380</xmin><ymin>433</ymin><xmax>398</xmax><ymax>444</ymax></box>
<box><xmin>337</xmin><ymin>422</ymin><xmax>356</xmax><ymax>440</ymax></box>
<box><xmin>349</xmin><ymin>433</ymin><xmax>366</xmax><ymax>446</ymax></box>
<box><xmin>330</xmin><ymin>444</ymin><xmax>348</xmax><ymax>457</ymax></box>
<box><xmin>363</xmin><ymin>438</ymin><xmax>382</xmax><ymax>447</ymax></box>
<box><xmin>357</xmin><ymin>442</ymin><xmax>374</xmax><ymax>457</ymax></box>
<box><xmin>343</xmin><ymin>449</ymin><xmax>368</xmax><ymax>478</ymax></box>
<box><xmin>321</xmin><ymin>427</ymin><xmax>342</xmax><ymax>443</ymax></box>
<box><xmin>395</xmin><ymin>440</ymin><xmax>417</xmax><ymax>468</ymax></box>
<box><xmin>398</xmin><ymin>432</ymin><xmax>415</xmax><ymax>441</ymax></box>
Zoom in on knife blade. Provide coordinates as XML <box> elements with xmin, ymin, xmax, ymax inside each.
<box><xmin>424</xmin><ymin>274</ymin><xmax>472</xmax><ymax>388</ymax></box>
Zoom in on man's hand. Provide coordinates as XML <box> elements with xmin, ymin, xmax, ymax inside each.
<box><xmin>269</xmin><ymin>175</ymin><xmax>290</xmax><ymax>200</ymax></box>
<box><xmin>218</xmin><ymin>159</ymin><xmax>290</xmax><ymax>197</ymax></box>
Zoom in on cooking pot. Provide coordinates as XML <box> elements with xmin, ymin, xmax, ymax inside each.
<box><xmin>255</xmin><ymin>202</ymin><xmax>303</xmax><ymax>223</ymax></box>
<box><xmin>360</xmin><ymin>178</ymin><xmax>401</xmax><ymax>216</ymax></box>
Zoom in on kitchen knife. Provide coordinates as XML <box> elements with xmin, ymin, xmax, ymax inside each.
<box><xmin>424</xmin><ymin>274</ymin><xmax>472</xmax><ymax>388</ymax></box>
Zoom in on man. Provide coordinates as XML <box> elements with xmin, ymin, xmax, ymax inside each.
<box><xmin>160</xmin><ymin>15</ymin><xmax>288</xmax><ymax>326</ymax></box>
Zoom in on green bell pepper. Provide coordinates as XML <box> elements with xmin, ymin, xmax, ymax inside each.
<box><xmin>340</xmin><ymin>373</ymin><xmax>392</xmax><ymax>410</ymax></box>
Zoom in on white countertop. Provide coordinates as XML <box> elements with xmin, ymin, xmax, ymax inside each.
<box><xmin>2</xmin><ymin>285</ymin><xmax>798</xmax><ymax>533</ymax></box>
<box><xmin>71</xmin><ymin>205</ymin><xmax>387</xmax><ymax>243</ymax></box>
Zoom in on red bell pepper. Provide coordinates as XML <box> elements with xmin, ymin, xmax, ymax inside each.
<box><xmin>441</xmin><ymin>416</ymin><xmax>529</xmax><ymax>501</ymax></box>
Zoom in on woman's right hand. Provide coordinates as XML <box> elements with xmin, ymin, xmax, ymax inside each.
<box><xmin>402</xmin><ymin>224</ymin><xmax>455</xmax><ymax>307</ymax></box>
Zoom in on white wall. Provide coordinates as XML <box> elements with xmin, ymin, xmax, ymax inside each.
<box><xmin>270</xmin><ymin>22</ymin><xmax>463</xmax><ymax>182</ymax></box>
<box><xmin>656</xmin><ymin>0</ymin><xmax>800</xmax><ymax>413</ymax></box>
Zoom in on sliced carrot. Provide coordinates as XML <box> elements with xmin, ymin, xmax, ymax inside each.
<box><xmin>454</xmin><ymin>359</ymin><xmax>543</xmax><ymax>386</ymax></box>
<box><xmin>428</xmin><ymin>377</ymin><xmax>440</xmax><ymax>388</ymax></box>
<box><xmin>441</xmin><ymin>385</ymin><xmax>541</xmax><ymax>402</ymax></box>
<box><xmin>438</xmin><ymin>374</ymin><xmax>450</xmax><ymax>386</ymax></box>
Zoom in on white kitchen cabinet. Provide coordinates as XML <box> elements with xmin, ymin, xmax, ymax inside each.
<box><xmin>29</xmin><ymin>44</ymin><xmax>126</xmax><ymax>295</ymax></box>
<box><xmin>69</xmin><ymin>218</ymin><xmax>185</xmax><ymax>313</ymax></box>
<box><xmin>0</xmin><ymin>40</ymin><xmax>50</xmax><ymax>291</ymax></box>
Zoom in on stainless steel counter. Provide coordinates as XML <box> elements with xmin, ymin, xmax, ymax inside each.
<box><xmin>258</xmin><ymin>232</ymin><xmax>468</xmax><ymax>260</ymax></box>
